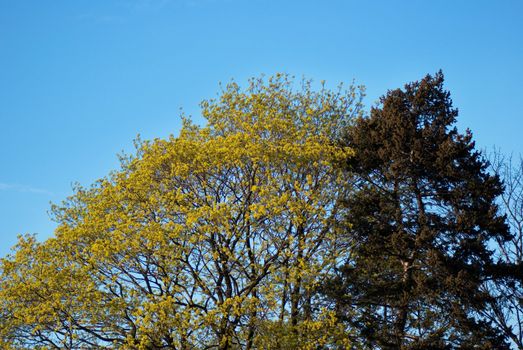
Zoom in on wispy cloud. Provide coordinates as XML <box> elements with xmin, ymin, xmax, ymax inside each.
<box><xmin>74</xmin><ymin>0</ymin><xmax>174</xmax><ymax>24</ymax></box>
<box><xmin>112</xmin><ymin>0</ymin><xmax>175</xmax><ymax>13</ymax></box>
<box><xmin>0</xmin><ymin>183</ymin><xmax>53</xmax><ymax>196</ymax></box>
<box><xmin>129</xmin><ymin>0</ymin><xmax>173</xmax><ymax>11</ymax></box>
<box><xmin>75</xmin><ymin>13</ymin><xmax>126</xmax><ymax>24</ymax></box>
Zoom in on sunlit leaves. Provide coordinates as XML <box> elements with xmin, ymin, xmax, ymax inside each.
<box><xmin>0</xmin><ymin>74</ymin><xmax>363</xmax><ymax>349</ymax></box>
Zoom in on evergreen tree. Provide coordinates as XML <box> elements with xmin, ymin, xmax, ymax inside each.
<box><xmin>323</xmin><ymin>72</ymin><xmax>515</xmax><ymax>349</ymax></box>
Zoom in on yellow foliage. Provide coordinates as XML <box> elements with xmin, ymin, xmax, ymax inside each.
<box><xmin>0</xmin><ymin>74</ymin><xmax>363</xmax><ymax>349</ymax></box>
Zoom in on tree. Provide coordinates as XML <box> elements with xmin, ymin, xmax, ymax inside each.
<box><xmin>482</xmin><ymin>151</ymin><xmax>523</xmax><ymax>349</ymax></box>
<box><xmin>0</xmin><ymin>75</ymin><xmax>364</xmax><ymax>349</ymax></box>
<box><xmin>322</xmin><ymin>72</ymin><xmax>515</xmax><ymax>349</ymax></box>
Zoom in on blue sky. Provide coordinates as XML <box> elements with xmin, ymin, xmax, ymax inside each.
<box><xmin>1</xmin><ymin>0</ymin><xmax>522</xmax><ymax>257</ymax></box>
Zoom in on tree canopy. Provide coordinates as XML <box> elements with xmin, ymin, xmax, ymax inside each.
<box><xmin>0</xmin><ymin>75</ymin><xmax>364</xmax><ymax>349</ymax></box>
<box><xmin>321</xmin><ymin>72</ymin><xmax>518</xmax><ymax>349</ymax></box>
<box><xmin>1</xmin><ymin>73</ymin><xmax>521</xmax><ymax>350</ymax></box>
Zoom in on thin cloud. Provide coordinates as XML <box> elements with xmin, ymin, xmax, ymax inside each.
<box><xmin>120</xmin><ymin>0</ymin><xmax>173</xmax><ymax>11</ymax></box>
<box><xmin>74</xmin><ymin>0</ymin><xmax>173</xmax><ymax>24</ymax></box>
<box><xmin>76</xmin><ymin>13</ymin><xmax>126</xmax><ymax>24</ymax></box>
<box><xmin>0</xmin><ymin>183</ymin><xmax>53</xmax><ymax>196</ymax></box>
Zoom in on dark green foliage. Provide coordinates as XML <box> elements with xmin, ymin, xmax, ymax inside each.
<box><xmin>323</xmin><ymin>72</ymin><xmax>514</xmax><ymax>349</ymax></box>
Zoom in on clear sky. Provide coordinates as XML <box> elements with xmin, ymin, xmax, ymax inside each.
<box><xmin>1</xmin><ymin>0</ymin><xmax>522</xmax><ymax>257</ymax></box>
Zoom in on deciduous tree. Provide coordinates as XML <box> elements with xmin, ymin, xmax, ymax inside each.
<box><xmin>0</xmin><ymin>75</ymin><xmax>363</xmax><ymax>349</ymax></box>
<box><xmin>482</xmin><ymin>151</ymin><xmax>523</xmax><ymax>349</ymax></box>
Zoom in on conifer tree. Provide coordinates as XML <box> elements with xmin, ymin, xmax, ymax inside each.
<box><xmin>323</xmin><ymin>72</ymin><xmax>515</xmax><ymax>349</ymax></box>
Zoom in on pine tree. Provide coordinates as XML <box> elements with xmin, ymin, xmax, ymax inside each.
<box><xmin>323</xmin><ymin>72</ymin><xmax>514</xmax><ymax>349</ymax></box>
